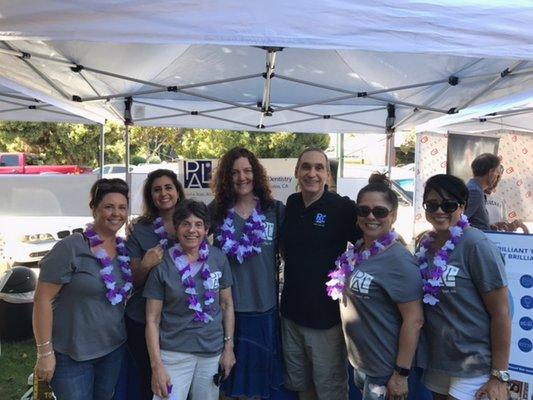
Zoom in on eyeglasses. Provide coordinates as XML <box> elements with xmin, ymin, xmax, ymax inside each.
<box><xmin>423</xmin><ymin>199</ymin><xmax>460</xmax><ymax>213</ymax></box>
<box><xmin>356</xmin><ymin>205</ymin><xmax>391</xmax><ymax>219</ymax></box>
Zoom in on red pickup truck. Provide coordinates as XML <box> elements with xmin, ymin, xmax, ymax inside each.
<box><xmin>0</xmin><ymin>153</ymin><xmax>92</xmax><ymax>175</ymax></box>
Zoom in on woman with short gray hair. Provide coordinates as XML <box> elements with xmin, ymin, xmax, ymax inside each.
<box><xmin>144</xmin><ymin>199</ymin><xmax>235</xmax><ymax>400</ymax></box>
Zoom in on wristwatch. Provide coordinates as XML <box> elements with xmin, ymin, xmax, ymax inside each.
<box><xmin>394</xmin><ymin>364</ymin><xmax>411</xmax><ymax>377</ymax></box>
<box><xmin>490</xmin><ymin>369</ymin><xmax>510</xmax><ymax>382</ymax></box>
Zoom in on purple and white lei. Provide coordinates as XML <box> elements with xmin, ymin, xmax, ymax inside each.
<box><xmin>84</xmin><ymin>225</ymin><xmax>133</xmax><ymax>305</ymax></box>
<box><xmin>170</xmin><ymin>240</ymin><xmax>216</xmax><ymax>324</ymax></box>
<box><xmin>217</xmin><ymin>205</ymin><xmax>267</xmax><ymax>264</ymax></box>
<box><xmin>326</xmin><ymin>231</ymin><xmax>399</xmax><ymax>300</ymax></box>
<box><xmin>153</xmin><ymin>217</ymin><xmax>169</xmax><ymax>249</ymax></box>
<box><xmin>415</xmin><ymin>214</ymin><xmax>470</xmax><ymax>306</ymax></box>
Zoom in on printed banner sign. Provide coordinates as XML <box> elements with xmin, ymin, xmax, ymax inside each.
<box><xmin>487</xmin><ymin>231</ymin><xmax>533</xmax><ymax>400</ymax></box>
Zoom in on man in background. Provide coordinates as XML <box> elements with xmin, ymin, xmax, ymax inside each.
<box><xmin>465</xmin><ymin>153</ymin><xmax>503</xmax><ymax>230</ymax></box>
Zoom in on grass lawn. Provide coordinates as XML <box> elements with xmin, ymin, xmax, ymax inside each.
<box><xmin>0</xmin><ymin>340</ymin><xmax>35</xmax><ymax>400</ymax></box>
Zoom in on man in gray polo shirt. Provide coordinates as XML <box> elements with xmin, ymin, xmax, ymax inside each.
<box><xmin>465</xmin><ymin>153</ymin><xmax>503</xmax><ymax>231</ymax></box>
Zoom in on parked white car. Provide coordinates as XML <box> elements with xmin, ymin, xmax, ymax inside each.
<box><xmin>93</xmin><ymin>164</ymin><xmax>134</xmax><ymax>179</ymax></box>
<box><xmin>0</xmin><ymin>175</ymin><xmax>95</xmax><ymax>272</ymax></box>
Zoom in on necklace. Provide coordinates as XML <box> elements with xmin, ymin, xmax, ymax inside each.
<box><xmin>84</xmin><ymin>225</ymin><xmax>133</xmax><ymax>305</ymax></box>
<box><xmin>153</xmin><ymin>217</ymin><xmax>169</xmax><ymax>249</ymax></box>
<box><xmin>217</xmin><ymin>204</ymin><xmax>267</xmax><ymax>264</ymax></box>
<box><xmin>170</xmin><ymin>240</ymin><xmax>215</xmax><ymax>323</ymax></box>
<box><xmin>326</xmin><ymin>231</ymin><xmax>399</xmax><ymax>300</ymax></box>
<box><xmin>415</xmin><ymin>214</ymin><xmax>470</xmax><ymax>305</ymax></box>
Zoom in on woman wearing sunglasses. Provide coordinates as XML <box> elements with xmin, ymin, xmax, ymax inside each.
<box><xmin>328</xmin><ymin>173</ymin><xmax>424</xmax><ymax>400</ymax></box>
<box><xmin>33</xmin><ymin>179</ymin><xmax>131</xmax><ymax>400</ymax></box>
<box><xmin>418</xmin><ymin>174</ymin><xmax>510</xmax><ymax>400</ymax></box>
<box><xmin>125</xmin><ymin>169</ymin><xmax>185</xmax><ymax>399</ymax></box>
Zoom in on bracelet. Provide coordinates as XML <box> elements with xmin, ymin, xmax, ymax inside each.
<box><xmin>223</xmin><ymin>336</ymin><xmax>233</xmax><ymax>342</ymax></box>
<box><xmin>37</xmin><ymin>350</ymin><xmax>55</xmax><ymax>359</ymax></box>
<box><xmin>36</xmin><ymin>340</ymin><xmax>51</xmax><ymax>348</ymax></box>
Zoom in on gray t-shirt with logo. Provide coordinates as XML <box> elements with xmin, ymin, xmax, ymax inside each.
<box><xmin>422</xmin><ymin>227</ymin><xmax>507</xmax><ymax>377</ymax></box>
<box><xmin>340</xmin><ymin>242</ymin><xmax>423</xmax><ymax>377</ymax></box>
<box><xmin>212</xmin><ymin>201</ymin><xmax>285</xmax><ymax>312</ymax></box>
<box><xmin>125</xmin><ymin>220</ymin><xmax>176</xmax><ymax>323</ymax></box>
<box><xmin>38</xmin><ymin>233</ymin><xmax>127</xmax><ymax>361</ymax></box>
<box><xmin>143</xmin><ymin>245</ymin><xmax>233</xmax><ymax>356</ymax></box>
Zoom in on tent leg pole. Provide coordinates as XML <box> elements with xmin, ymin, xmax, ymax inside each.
<box><xmin>386</xmin><ymin>132</ymin><xmax>394</xmax><ymax>176</ymax></box>
<box><xmin>337</xmin><ymin>133</ymin><xmax>344</xmax><ymax>178</ymax></box>
<box><xmin>125</xmin><ymin>124</ymin><xmax>131</xmax><ymax>186</ymax></box>
<box><xmin>99</xmin><ymin>122</ymin><xmax>105</xmax><ymax>179</ymax></box>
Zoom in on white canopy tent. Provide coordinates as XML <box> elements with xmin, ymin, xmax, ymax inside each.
<box><xmin>1</xmin><ymin>0</ymin><xmax>533</xmax><ymax>138</ymax></box>
<box><xmin>417</xmin><ymin>90</ymin><xmax>533</xmax><ymax>134</ymax></box>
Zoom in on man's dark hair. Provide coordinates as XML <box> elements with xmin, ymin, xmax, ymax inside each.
<box><xmin>471</xmin><ymin>153</ymin><xmax>500</xmax><ymax>177</ymax></box>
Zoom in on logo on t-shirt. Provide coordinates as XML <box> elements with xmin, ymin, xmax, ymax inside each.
<box><xmin>314</xmin><ymin>213</ymin><xmax>327</xmax><ymax>227</ymax></box>
<box><xmin>349</xmin><ymin>270</ymin><xmax>374</xmax><ymax>294</ymax></box>
<box><xmin>440</xmin><ymin>265</ymin><xmax>460</xmax><ymax>292</ymax></box>
<box><xmin>265</xmin><ymin>222</ymin><xmax>274</xmax><ymax>241</ymax></box>
<box><xmin>206</xmin><ymin>271</ymin><xmax>222</xmax><ymax>290</ymax></box>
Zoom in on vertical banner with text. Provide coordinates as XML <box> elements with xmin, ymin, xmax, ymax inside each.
<box><xmin>487</xmin><ymin>231</ymin><xmax>533</xmax><ymax>400</ymax></box>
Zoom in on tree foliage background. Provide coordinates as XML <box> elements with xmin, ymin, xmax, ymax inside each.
<box><xmin>0</xmin><ymin>121</ymin><xmax>330</xmax><ymax>166</ymax></box>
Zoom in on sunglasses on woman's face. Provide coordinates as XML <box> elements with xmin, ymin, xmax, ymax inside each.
<box><xmin>423</xmin><ymin>199</ymin><xmax>460</xmax><ymax>213</ymax></box>
<box><xmin>356</xmin><ymin>205</ymin><xmax>391</xmax><ymax>219</ymax></box>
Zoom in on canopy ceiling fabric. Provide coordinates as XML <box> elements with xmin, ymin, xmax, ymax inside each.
<box><xmin>1</xmin><ymin>1</ymin><xmax>533</xmax><ymax>133</ymax></box>
<box><xmin>417</xmin><ymin>90</ymin><xmax>533</xmax><ymax>134</ymax></box>
<box><xmin>0</xmin><ymin>80</ymin><xmax>101</xmax><ymax>124</ymax></box>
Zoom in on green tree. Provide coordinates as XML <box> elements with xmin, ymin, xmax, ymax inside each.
<box><xmin>174</xmin><ymin>129</ymin><xmax>330</xmax><ymax>159</ymax></box>
<box><xmin>0</xmin><ymin>121</ymin><xmax>125</xmax><ymax>166</ymax></box>
<box><xmin>0</xmin><ymin>121</ymin><xmax>330</xmax><ymax>165</ymax></box>
<box><xmin>396</xmin><ymin>130</ymin><xmax>415</xmax><ymax>165</ymax></box>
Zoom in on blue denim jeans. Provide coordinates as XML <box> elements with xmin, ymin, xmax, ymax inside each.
<box><xmin>51</xmin><ymin>344</ymin><xmax>125</xmax><ymax>400</ymax></box>
<box><xmin>353</xmin><ymin>369</ymin><xmax>390</xmax><ymax>400</ymax></box>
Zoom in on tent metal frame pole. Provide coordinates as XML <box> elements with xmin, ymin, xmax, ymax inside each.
<box><xmin>82</xmin><ymin>88</ymin><xmax>168</xmax><ymax>102</ymax></box>
<box><xmin>0</xmin><ymin>98</ymin><xmax>28</xmax><ymax>107</ymax></box>
<box><xmin>1</xmin><ymin>41</ymin><xmax>71</xmax><ymax>100</ymax></box>
<box><xmin>366</xmin><ymin>95</ymin><xmax>449</xmax><ymax>114</ymax></box>
<box><xmin>385</xmin><ymin>132</ymin><xmax>394</xmax><ymax>176</ymax></box>
<box><xmin>260</xmin><ymin>50</ymin><xmax>277</xmax><ymax>118</ymax></box>
<box><xmin>177</xmin><ymin>89</ymin><xmax>261</xmax><ymax>112</ymax></box>
<box><xmin>276</xmin><ymin>105</ymin><xmax>386</xmax><ymax>119</ymax></box>
<box><xmin>337</xmin><ymin>133</ymin><xmax>345</xmax><ymax>178</ymax></box>
<box><xmin>391</xmin><ymin>84</ymin><xmax>453</xmax><ymax>129</ymax></box>
<box><xmin>79</xmin><ymin>73</ymin><xmax>264</xmax><ymax>102</ymax></box>
<box><xmin>134</xmin><ymin>99</ymin><xmax>256</xmax><ymax>116</ymax></box>
<box><xmin>179</xmin><ymin>73</ymin><xmax>262</xmax><ymax>90</ymax></box>
<box><xmin>125</xmin><ymin>124</ymin><xmax>131</xmax><ymax>205</ymax></box>
<box><xmin>274</xmin><ymin>94</ymin><xmax>356</xmax><ymax>112</ymax></box>
<box><xmin>0</xmin><ymin>92</ymin><xmax>38</xmax><ymax>102</ymax></box>
<box><xmin>459</xmin><ymin>60</ymin><xmax>527</xmax><ymax>109</ymax></box>
<box><xmin>99</xmin><ymin>123</ymin><xmax>105</xmax><ymax>179</ymax></box>
<box><xmin>275</xmin><ymin>74</ymin><xmax>451</xmax><ymax>96</ymax></box>
<box><xmin>135</xmin><ymin>112</ymin><xmax>190</xmax><ymax>122</ymax></box>
<box><xmin>0</xmin><ymin>106</ymin><xmax>27</xmax><ymax>114</ymax></box>
<box><xmin>475</xmin><ymin>120</ymin><xmax>533</xmax><ymax>133</ymax></box>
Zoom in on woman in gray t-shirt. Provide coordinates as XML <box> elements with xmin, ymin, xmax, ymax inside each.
<box><xmin>418</xmin><ymin>174</ymin><xmax>510</xmax><ymax>400</ymax></box>
<box><xmin>33</xmin><ymin>178</ymin><xmax>131</xmax><ymax>400</ymax></box>
<box><xmin>334</xmin><ymin>173</ymin><xmax>424</xmax><ymax>400</ymax></box>
<box><xmin>209</xmin><ymin>147</ymin><xmax>287</xmax><ymax>399</ymax></box>
<box><xmin>144</xmin><ymin>200</ymin><xmax>235</xmax><ymax>400</ymax></box>
<box><xmin>125</xmin><ymin>168</ymin><xmax>185</xmax><ymax>400</ymax></box>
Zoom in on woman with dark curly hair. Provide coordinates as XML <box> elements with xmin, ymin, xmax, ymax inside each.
<box><xmin>125</xmin><ymin>169</ymin><xmax>185</xmax><ymax>400</ymax></box>
<box><xmin>210</xmin><ymin>147</ymin><xmax>288</xmax><ymax>399</ymax></box>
